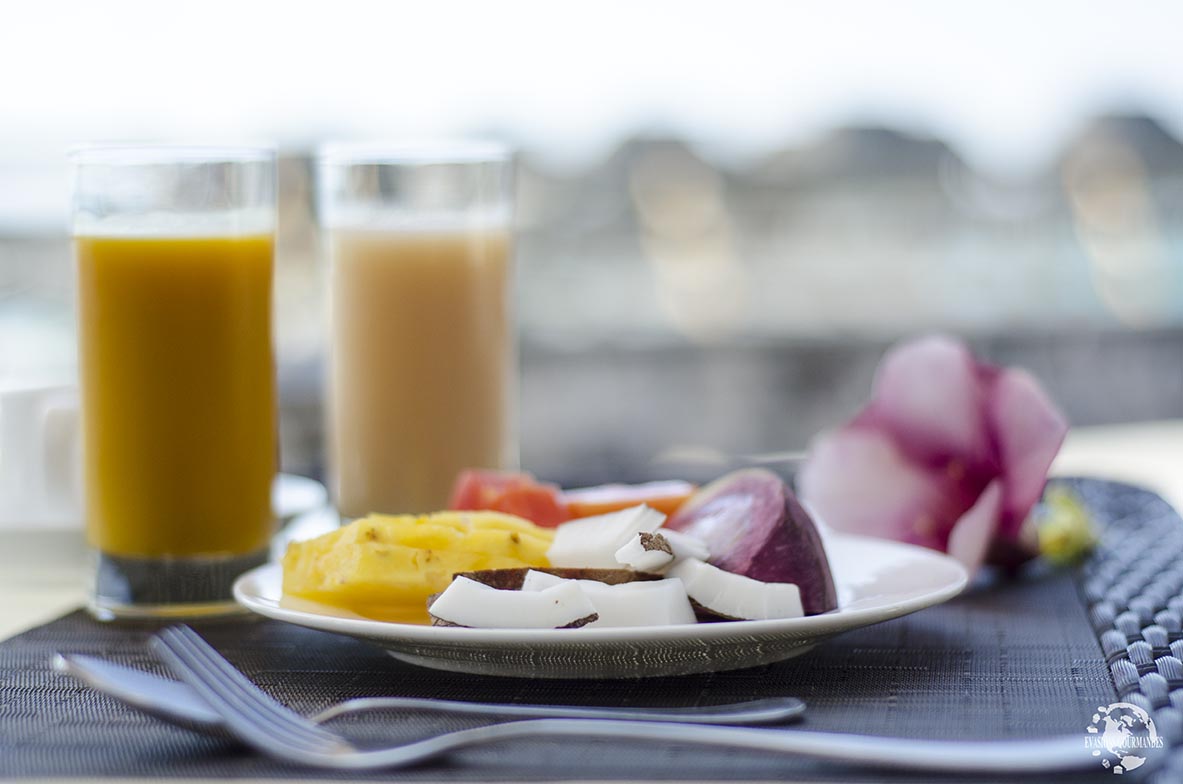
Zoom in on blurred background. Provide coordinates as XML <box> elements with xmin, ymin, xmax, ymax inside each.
<box><xmin>3</xmin><ymin>0</ymin><xmax>1183</xmax><ymax>486</ymax></box>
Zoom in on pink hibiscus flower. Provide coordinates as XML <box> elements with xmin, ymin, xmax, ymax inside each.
<box><xmin>797</xmin><ymin>335</ymin><xmax>1069</xmax><ymax>574</ymax></box>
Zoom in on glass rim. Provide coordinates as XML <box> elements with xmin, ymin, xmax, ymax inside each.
<box><xmin>318</xmin><ymin>139</ymin><xmax>511</xmax><ymax>167</ymax></box>
<box><xmin>69</xmin><ymin>144</ymin><xmax>276</xmax><ymax>166</ymax></box>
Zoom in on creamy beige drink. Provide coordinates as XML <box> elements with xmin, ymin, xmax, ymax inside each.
<box><xmin>329</xmin><ymin>226</ymin><xmax>514</xmax><ymax>517</ymax></box>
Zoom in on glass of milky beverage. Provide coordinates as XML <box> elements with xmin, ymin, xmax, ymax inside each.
<box><xmin>318</xmin><ymin>143</ymin><xmax>516</xmax><ymax>517</ymax></box>
<box><xmin>71</xmin><ymin>146</ymin><xmax>277</xmax><ymax>619</ymax></box>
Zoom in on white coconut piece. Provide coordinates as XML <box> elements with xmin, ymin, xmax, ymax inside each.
<box><xmin>428</xmin><ymin>576</ymin><xmax>598</xmax><ymax>629</ymax></box>
<box><xmin>614</xmin><ymin>530</ymin><xmax>710</xmax><ymax>572</ymax></box>
<box><xmin>546</xmin><ymin>504</ymin><xmax>666</xmax><ymax>568</ymax></box>
<box><xmin>666</xmin><ymin>558</ymin><xmax>803</xmax><ymax>621</ymax></box>
<box><xmin>614</xmin><ymin>532</ymin><xmax>675</xmax><ymax>572</ymax></box>
<box><xmin>520</xmin><ymin>569</ymin><xmax>569</xmax><ymax>591</ymax></box>
<box><xmin>661</xmin><ymin>529</ymin><xmax>710</xmax><ymax>561</ymax></box>
<box><xmin>521</xmin><ymin>570</ymin><xmax>697</xmax><ymax>627</ymax></box>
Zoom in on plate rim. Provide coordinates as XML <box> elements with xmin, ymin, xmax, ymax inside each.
<box><xmin>233</xmin><ymin>531</ymin><xmax>969</xmax><ymax>644</ymax></box>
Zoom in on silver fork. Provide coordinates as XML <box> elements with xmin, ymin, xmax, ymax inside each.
<box><xmin>53</xmin><ymin>652</ymin><xmax>804</xmax><ymax>731</ymax></box>
<box><xmin>151</xmin><ymin>626</ymin><xmax>1094</xmax><ymax>774</ymax></box>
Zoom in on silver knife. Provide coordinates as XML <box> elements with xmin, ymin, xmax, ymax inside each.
<box><xmin>54</xmin><ymin>653</ymin><xmax>225</xmax><ymax>733</ymax></box>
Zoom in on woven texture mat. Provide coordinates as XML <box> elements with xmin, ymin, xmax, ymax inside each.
<box><xmin>2</xmin><ymin>478</ymin><xmax>1181</xmax><ymax>782</ymax></box>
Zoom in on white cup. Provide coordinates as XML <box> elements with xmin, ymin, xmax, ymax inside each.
<box><xmin>0</xmin><ymin>384</ymin><xmax>82</xmax><ymax>527</ymax></box>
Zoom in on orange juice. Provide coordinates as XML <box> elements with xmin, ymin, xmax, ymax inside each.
<box><xmin>329</xmin><ymin>227</ymin><xmax>513</xmax><ymax>517</ymax></box>
<box><xmin>75</xmin><ymin>234</ymin><xmax>276</xmax><ymax>558</ymax></box>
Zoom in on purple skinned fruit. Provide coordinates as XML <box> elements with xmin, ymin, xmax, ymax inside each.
<box><xmin>665</xmin><ymin>468</ymin><xmax>838</xmax><ymax>615</ymax></box>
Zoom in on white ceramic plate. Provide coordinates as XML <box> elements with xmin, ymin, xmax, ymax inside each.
<box><xmin>234</xmin><ymin>531</ymin><xmax>968</xmax><ymax>679</ymax></box>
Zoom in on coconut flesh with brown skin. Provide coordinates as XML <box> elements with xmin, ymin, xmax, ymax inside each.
<box><xmin>520</xmin><ymin>569</ymin><xmax>697</xmax><ymax>627</ymax></box>
<box><xmin>667</xmin><ymin>558</ymin><xmax>804</xmax><ymax>621</ymax></box>
<box><xmin>614</xmin><ymin>531</ymin><xmax>675</xmax><ymax>572</ymax></box>
<box><xmin>615</xmin><ymin>529</ymin><xmax>711</xmax><ymax>572</ymax></box>
<box><xmin>428</xmin><ymin>576</ymin><xmax>598</xmax><ymax>628</ymax></box>
<box><xmin>455</xmin><ymin>567</ymin><xmax>664</xmax><ymax>591</ymax></box>
<box><xmin>546</xmin><ymin>504</ymin><xmax>666</xmax><ymax>568</ymax></box>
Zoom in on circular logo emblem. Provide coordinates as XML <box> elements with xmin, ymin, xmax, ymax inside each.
<box><xmin>1085</xmin><ymin>702</ymin><xmax>1165</xmax><ymax>774</ymax></box>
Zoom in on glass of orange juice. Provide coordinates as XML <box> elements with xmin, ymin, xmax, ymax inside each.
<box><xmin>318</xmin><ymin>142</ymin><xmax>516</xmax><ymax>517</ymax></box>
<box><xmin>71</xmin><ymin>146</ymin><xmax>277</xmax><ymax>619</ymax></box>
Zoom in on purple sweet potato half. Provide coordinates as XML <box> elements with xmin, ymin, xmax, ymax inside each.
<box><xmin>666</xmin><ymin>468</ymin><xmax>838</xmax><ymax>615</ymax></box>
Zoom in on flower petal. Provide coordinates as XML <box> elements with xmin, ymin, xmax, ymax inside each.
<box><xmin>864</xmin><ymin>335</ymin><xmax>991</xmax><ymax>470</ymax></box>
<box><xmin>799</xmin><ymin>427</ymin><xmax>959</xmax><ymax>551</ymax></box>
<box><xmin>985</xmin><ymin>367</ymin><xmax>1069</xmax><ymax>537</ymax></box>
<box><xmin>946</xmin><ymin>479</ymin><xmax>1003</xmax><ymax>574</ymax></box>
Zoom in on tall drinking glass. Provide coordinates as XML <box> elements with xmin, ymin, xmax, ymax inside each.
<box><xmin>319</xmin><ymin>143</ymin><xmax>516</xmax><ymax>517</ymax></box>
<box><xmin>72</xmin><ymin>146</ymin><xmax>277</xmax><ymax>619</ymax></box>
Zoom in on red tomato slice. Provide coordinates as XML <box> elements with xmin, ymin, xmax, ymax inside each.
<box><xmin>562</xmin><ymin>480</ymin><xmax>697</xmax><ymax>518</ymax></box>
<box><xmin>447</xmin><ymin>470</ymin><xmax>570</xmax><ymax>528</ymax></box>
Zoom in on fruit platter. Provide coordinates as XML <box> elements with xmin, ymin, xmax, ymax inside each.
<box><xmin>235</xmin><ymin>467</ymin><xmax>968</xmax><ymax>678</ymax></box>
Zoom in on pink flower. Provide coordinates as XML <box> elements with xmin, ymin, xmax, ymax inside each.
<box><xmin>797</xmin><ymin>335</ymin><xmax>1068</xmax><ymax>574</ymax></box>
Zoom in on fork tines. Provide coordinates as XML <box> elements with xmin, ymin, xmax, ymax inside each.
<box><xmin>150</xmin><ymin>625</ymin><xmax>353</xmax><ymax>757</ymax></box>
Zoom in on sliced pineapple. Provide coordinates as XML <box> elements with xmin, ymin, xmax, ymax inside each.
<box><xmin>282</xmin><ymin>510</ymin><xmax>554</xmax><ymax>623</ymax></box>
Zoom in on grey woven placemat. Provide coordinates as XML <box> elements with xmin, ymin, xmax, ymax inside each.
<box><xmin>1</xmin><ymin>478</ymin><xmax>1178</xmax><ymax>782</ymax></box>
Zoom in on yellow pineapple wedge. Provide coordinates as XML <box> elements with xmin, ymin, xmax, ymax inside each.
<box><xmin>282</xmin><ymin>511</ymin><xmax>554</xmax><ymax>624</ymax></box>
